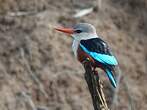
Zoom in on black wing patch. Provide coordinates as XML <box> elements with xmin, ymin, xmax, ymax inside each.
<box><xmin>80</xmin><ymin>38</ymin><xmax>112</xmax><ymax>56</ymax></box>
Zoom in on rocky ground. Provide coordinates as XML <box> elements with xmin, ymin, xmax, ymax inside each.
<box><xmin>0</xmin><ymin>0</ymin><xmax>146</xmax><ymax>110</ymax></box>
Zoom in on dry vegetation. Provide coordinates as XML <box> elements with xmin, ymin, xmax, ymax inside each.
<box><xmin>0</xmin><ymin>0</ymin><xmax>146</xmax><ymax>110</ymax></box>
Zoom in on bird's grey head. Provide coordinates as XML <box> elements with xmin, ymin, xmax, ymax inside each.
<box><xmin>72</xmin><ymin>23</ymin><xmax>97</xmax><ymax>40</ymax></box>
<box><xmin>73</xmin><ymin>23</ymin><xmax>96</xmax><ymax>34</ymax></box>
<box><xmin>55</xmin><ymin>23</ymin><xmax>98</xmax><ymax>40</ymax></box>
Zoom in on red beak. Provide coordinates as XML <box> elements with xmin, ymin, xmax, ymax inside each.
<box><xmin>55</xmin><ymin>27</ymin><xmax>74</xmax><ymax>34</ymax></box>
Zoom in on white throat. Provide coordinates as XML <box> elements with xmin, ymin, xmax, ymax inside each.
<box><xmin>72</xmin><ymin>33</ymin><xmax>98</xmax><ymax>41</ymax></box>
<box><xmin>72</xmin><ymin>33</ymin><xmax>98</xmax><ymax>57</ymax></box>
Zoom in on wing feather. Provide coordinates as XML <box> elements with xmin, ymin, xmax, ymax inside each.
<box><xmin>80</xmin><ymin>38</ymin><xmax>118</xmax><ymax>65</ymax></box>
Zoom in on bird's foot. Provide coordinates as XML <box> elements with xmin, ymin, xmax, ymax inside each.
<box><xmin>82</xmin><ymin>58</ymin><xmax>91</xmax><ymax>65</ymax></box>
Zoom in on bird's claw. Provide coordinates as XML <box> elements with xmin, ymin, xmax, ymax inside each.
<box><xmin>82</xmin><ymin>58</ymin><xmax>90</xmax><ymax>65</ymax></box>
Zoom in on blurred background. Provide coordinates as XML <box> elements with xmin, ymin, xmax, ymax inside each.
<box><xmin>0</xmin><ymin>0</ymin><xmax>146</xmax><ymax>110</ymax></box>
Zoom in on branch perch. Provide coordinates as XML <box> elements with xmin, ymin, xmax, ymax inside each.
<box><xmin>83</xmin><ymin>61</ymin><xmax>109</xmax><ymax>110</ymax></box>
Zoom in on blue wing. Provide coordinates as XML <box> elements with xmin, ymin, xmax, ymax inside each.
<box><xmin>80</xmin><ymin>43</ymin><xmax>118</xmax><ymax>65</ymax></box>
<box><xmin>80</xmin><ymin>38</ymin><xmax>118</xmax><ymax>88</ymax></box>
<box><xmin>105</xmin><ymin>69</ymin><xmax>117</xmax><ymax>88</ymax></box>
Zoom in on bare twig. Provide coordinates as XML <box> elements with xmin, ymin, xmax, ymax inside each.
<box><xmin>20</xmin><ymin>47</ymin><xmax>49</xmax><ymax>99</ymax></box>
<box><xmin>111</xmin><ymin>67</ymin><xmax>122</xmax><ymax>109</ymax></box>
<box><xmin>111</xmin><ymin>67</ymin><xmax>135</xmax><ymax>110</ymax></box>
<box><xmin>17</xmin><ymin>91</ymin><xmax>36</xmax><ymax>110</ymax></box>
<box><xmin>6</xmin><ymin>11</ymin><xmax>37</xmax><ymax>17</ymax></box>
<box><xmin>73</xmin><ymin>7</ymin><xmax>94</xmax><ymax>18</ymax></box>
<box><xmin>122</xmin><ymin>76</ymin><xmax>135</xmax><ymax>110</ymax></box>
<box><xmin>83</xmin><ymin>61</ymin><xmax>109</xmax><ymax>110</ymax></box>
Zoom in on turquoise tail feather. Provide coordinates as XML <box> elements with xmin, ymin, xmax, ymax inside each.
<box><xmin>105</xmin><ymin>69</ymin><xmax>117</xmax><ymax>88</ymax></box>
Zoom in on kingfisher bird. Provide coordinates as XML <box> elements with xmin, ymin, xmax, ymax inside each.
<box><xmin>55</xmin><ymin>23</ymin><xmax>118</xmax><ymax>88</ymax></box>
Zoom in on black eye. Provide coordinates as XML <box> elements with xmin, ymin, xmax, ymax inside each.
<box><xmin>75</xmin><ymin>30</ymin><xmax>82</xmax><ymax>33</ymax></box>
